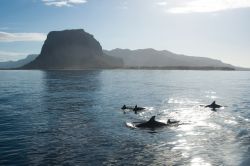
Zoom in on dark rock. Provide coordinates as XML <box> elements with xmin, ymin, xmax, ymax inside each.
<box><xmin>22</xmin><ymin>29</ymin><xmax>123</xmax><ymax>69</ymax></box>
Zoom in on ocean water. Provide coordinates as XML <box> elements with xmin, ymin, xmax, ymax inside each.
<box><xmin>0</xmin><ymin>70</ymin><xmax>249</xmax><ymax>166</ymax></box>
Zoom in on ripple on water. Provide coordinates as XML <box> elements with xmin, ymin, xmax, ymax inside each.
<box><xmin>0</xmin><ymin>70</ymin><xmax>250</xmax><ymax>166</ymax></box>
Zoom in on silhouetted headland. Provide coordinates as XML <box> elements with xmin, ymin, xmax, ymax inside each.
<box><xmin>0</xmin><ymin>29</ymin><xmax>249</xmax><ymax>70</ymax></box>
<box><xmin>21</xmin><ymin>29</ymin><xmax>123</xmax><ymax>69</ymax></box>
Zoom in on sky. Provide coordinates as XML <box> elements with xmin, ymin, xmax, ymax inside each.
<box><xmin>0</xmin><ymin>0</ymin><xmax>250</xmax><ymax>67</ymax></box>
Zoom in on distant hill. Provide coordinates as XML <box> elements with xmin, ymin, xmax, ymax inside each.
<box><xmin>22</xmin><ymin>29</ymin><xmax>123</xmax><ymax>69</ymax></box>
<box><xmin>1</xmin><ymin>29</ymin><xmax>247</xmax><ymax>70</ymax></box>
<box><xmin>0</xmin><ymin>54</ymin><xmax>38</xmax><ymax>69</ymax></box>
<box><xmin>104</xmin><ymin>48</ymin><xmax>235</xmax><ymax>70</ymax></box>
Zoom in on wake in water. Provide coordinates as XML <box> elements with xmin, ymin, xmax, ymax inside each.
<box><xmin>1</xmin><ymin>70</ymin><xmax>250</xmax><ymax>166</ymax></box>
<box><xmin>122</xmin><ymin>101</ymin><xmax>224</xmax><ymax>131</ymax></box>
<box><xmin>122</xmin><ymin>98</ymin><xmax>249</xmax><ymax>165</ymax></box>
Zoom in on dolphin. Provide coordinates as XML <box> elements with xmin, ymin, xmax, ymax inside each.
<box><xmin>133</xmin><ymin>105</ymin><xmax>146</xmax><ymax>114</ymax></box>
<box><xmin>121</xmin><ymin>105</ymin><xmax>134</xmax><ymax>110</ymax></box>
<box><xmin>167</xmin><ymin>119</ymin><xmax>180</xmax><ymax>125</ymax></box>
<box><xmin>205</xmin><ymin>101</ymin><xmax>222</xmax><ymax>110</ymax></box>
<box><xmin>136</xmin><ymin>116</ymin><xmax>167</xmax><ymax>128</ymax></box>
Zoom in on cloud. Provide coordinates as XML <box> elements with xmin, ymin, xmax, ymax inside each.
<box><xmin>119</xmin><ymin>1</ymin><xmax>128</xmax><ymax>10</ymax></box>
<box><xmin>167</xmin><ymin>0</ymin><xmax>250</xmax><ymax>14</ymax></box>
<box><xmin>0</xmin><ymin>32</ymin><xmax>46</xmax><ymax>42</ymax></box>
<box><xmin>0</xmin><ymin>51</ymin><xmax>28</xmax><ymax>62</ymax></box>
<box><xmin>156</xmin><ymin>1</ymin><xmax>168</xmax><ymax>6</ymax></box>
<box><xmin>42</xmin><ymin>0</ymin><xmax>87</xmax><ymax>7</ymax></box>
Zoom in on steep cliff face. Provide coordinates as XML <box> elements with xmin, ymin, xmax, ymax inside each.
<box><xmin>23</xmin><ymin>29</ymin><xmax>123</xmax><ymax>69</ymax></box>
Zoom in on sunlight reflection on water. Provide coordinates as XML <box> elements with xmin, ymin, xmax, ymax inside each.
<box><xmin>0</xmin><ymin>70</ymin><xmax>249</xmax><ymax>165</ymax></box>
<box><xmin>156</xmin><ymin>94</ymin><xmax>245</xmax><ymax>165</ymax></box>
<box><xmin>191</xmin><ymin>157</ymin><xmax>212</xmax><ymax>166</ymax></box>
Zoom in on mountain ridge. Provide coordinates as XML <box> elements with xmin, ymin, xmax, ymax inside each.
<box><xmin>0</xmin><ymin>29</ymin><xmax>248</xmax><ymax>70</ymax></box>
<box><xmin>0</xmin><ymin>54</ymin><xmax>38</xmax><ymax>69</ymax></box>
<box><xmin>104</xmin><ymin>48</ymin><xmax>235</xmax><ymax>69</ymax></box>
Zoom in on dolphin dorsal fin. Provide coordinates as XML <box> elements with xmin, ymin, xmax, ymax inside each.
<box><xmin>149</xmin><ymin>116</ymin><xmax>156</xmax><ymax>122</ymax></box>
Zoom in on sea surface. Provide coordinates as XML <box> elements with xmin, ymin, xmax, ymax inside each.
<box><xmin>0</xmin><ymin>70</ymin><xmax>250</xmax><ymax>166</ymax></box>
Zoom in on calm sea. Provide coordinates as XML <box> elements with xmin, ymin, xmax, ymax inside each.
<box><xmin>0</xmin><ymin>70</ymin><xmax>249</xmax><ymax>166</ymax></box>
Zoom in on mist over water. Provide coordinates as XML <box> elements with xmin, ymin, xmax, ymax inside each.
<box><xmin>0</xmin><ymin>70</ymin><xmax>249</xmax><ymax>165</ymax></box>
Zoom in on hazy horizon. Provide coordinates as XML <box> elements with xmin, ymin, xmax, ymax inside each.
<box><xmin>0</xmin><ymin>0</ymin><xmax>250</xmax><ymax>67</ymax></box>
<box><xmin>1</xmin><ymin>2</ymin><xmax>250</xmax><ymax>165</ymax></box>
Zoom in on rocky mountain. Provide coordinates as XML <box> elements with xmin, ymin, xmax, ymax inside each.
<box><xmin>0</xmin><ymin>54</ymin><xmax>38</xmax><ymax>69</ymax></box>
<box><xmin>22</xmin><ymin>29</ymin><xmax>123</xmax><ymax>69</ymax></box>
<box><xmin>2</xmin><ymin>29</ymin><xmax>243</xmax><ymax>70</ymax></box>
<box><xmin>104</xmin><ymin>48</ymin><xmax>235</xmax><ymax>70</ymax></box>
